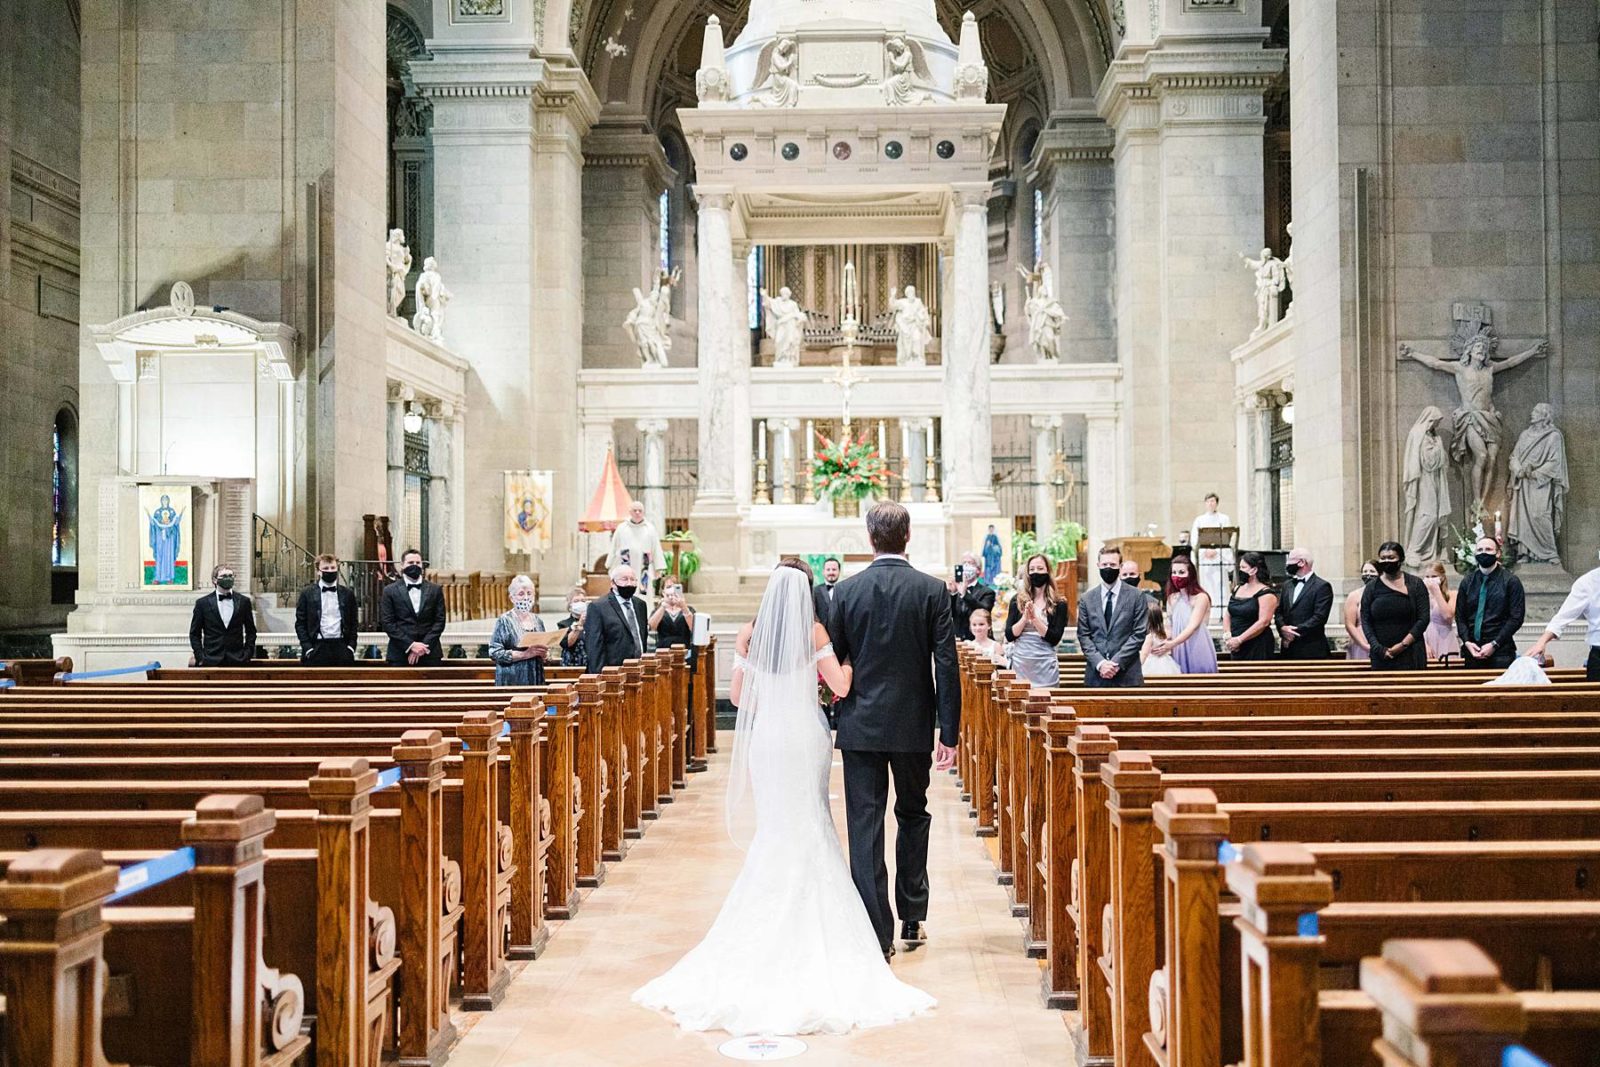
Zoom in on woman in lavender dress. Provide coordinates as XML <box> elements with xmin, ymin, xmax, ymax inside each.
<box><xmin>1157</xmin><ymin>555</ymin><xmax>1217</xmax><ymax>674</ymax></box>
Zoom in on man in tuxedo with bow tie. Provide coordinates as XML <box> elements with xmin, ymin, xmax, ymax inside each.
<box><xmin>812</xmin><ymin>557</ymin><xmax>843</xmax><ymax>628</ymax></box>
<box><xmin>189</xmin><ymin>564</ymin><xmax>257</xmax><ymax>666</ymax></box>
<box><xmin>295</xmin><ymin>554</ymin><xmax>359</xmax><ymax>666</ymax></box>
<box><xmin>379</xmin><ymin>548</ymin><xmax>446</xmax><ymax>665</ymax></box>
<box><xmin>585</xmin><ymin>564</ymin><xmax>651</xmax><ymax>669</ymax></box>
<box><xmin>1274</xmin><ymin>546</ymin><xmax>1334</xmax><ymax>659</ymax></box>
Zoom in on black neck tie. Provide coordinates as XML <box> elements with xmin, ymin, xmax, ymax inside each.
<box><xmin>1103</xmin><ymin>588</ymin><xmax>1114</xmax><ymax>628</ymax></box>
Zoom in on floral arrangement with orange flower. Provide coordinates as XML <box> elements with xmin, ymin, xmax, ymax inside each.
<box><xmin>809</xmin><ymin>430</ymin><xmax>892</xmax><ymax>504</ymax></box>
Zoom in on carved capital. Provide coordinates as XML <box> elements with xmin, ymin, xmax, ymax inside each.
<box><xmin>951</xmin><ymin>182</ymin><xmax>991</xmax><ymax>211</ymax></box>
<box><xmin>694</xmin><ymin>186</ymin><xmax>736</xmax><ymax>213</ymax></box>
<box><xmin>635</xmin><ymin>418</ymin><xmax>670</xmax><ymax>437</ymax></box>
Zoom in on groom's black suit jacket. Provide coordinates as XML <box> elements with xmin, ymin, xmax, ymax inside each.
<box><xmin>826</xmin><ymin>557</ymin><xmax>960</xmax><ymax>751</ymax></box>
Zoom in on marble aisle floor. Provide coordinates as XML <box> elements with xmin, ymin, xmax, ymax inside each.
<box><xmin>446</xmin><ymin>735</ymin><xmax>1068</xmax><ymax>1066</ymax></box>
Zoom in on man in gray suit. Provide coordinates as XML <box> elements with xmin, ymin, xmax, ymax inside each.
<box><xmin>1077</xmin><ymin>545</ymin><xmax>1147</xmax><ymax>687</ymax></box>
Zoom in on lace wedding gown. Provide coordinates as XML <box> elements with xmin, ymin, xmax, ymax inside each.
<box><xmin>632</xmin><ymin>567</ymin><xmax>935</xmax><ymax>1036</ymax></box>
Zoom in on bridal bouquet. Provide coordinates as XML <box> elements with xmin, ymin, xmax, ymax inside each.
<box><xmin>810</xmin><ymin>431</ymin><xmax>891</xmax><ymax>503</ymax></box>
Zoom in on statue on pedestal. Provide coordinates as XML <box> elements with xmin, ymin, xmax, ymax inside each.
<box><xmin>889</xmin><ymin>286</ymin><xmax>932</xmax><ymax>366</ymax></box>
<box><xmin>385</xmin><ymin>229</ymin><xmax>412</xmax><ymax>319</ymax></box>
<box><xmin>1400</xmin><ymin>325</ymin><xmax>1548</xmax><ymax>516</ymax></box>
<box><xmin>884</xmin><ymin>37</ymin><xmax>931</xmax><ymax>106</ymax></box>
<box><xmin>1508</xmin><ymin>402</ymin><xmax>1568</xmax><ymax>565</ymax></box>
<box><xmin>626</xmin><ymin>268</ymin><xmax>680</xmax><ymax>369</ymax></box>
<box><xmin>1401</xmin><ymin>405</ymin><xmax>1451</xmax><ymax>565</ymax></box>
<box><xmin>1241</xmin><ymin>247</ymin><xmax>1287</xmax><ymax>337</ymax></box>
<box><xmin>751</xmin><ymin>36</ymin><xmax>799</xmax><ymax>108</ymax></box>
<box><xmin>761</xmin><ymin>286</ymin><xmax>808</xmax><ymax>368</ymax></box>
<box><xmin>411</xmin><ymin>256</ymin><xmax>451</xmax><ymax>343</ymax></box>
<box><xmin>1018</xmin><ymin>262</ymin><xmax>1067</xmax><ymax>363</ymax></box>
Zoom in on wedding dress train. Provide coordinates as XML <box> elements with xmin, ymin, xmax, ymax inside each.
<box><xmin>632</xmin><ymin>568</ymin><xmax>934</xmax><ymax>1036</ymax></box>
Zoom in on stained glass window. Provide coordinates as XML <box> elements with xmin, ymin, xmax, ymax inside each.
<box><xmin>659</xmin><ymin>190</ymin><xmax>671</xmax><ymax>272</ymax></box>
<box><xmin>52</xmin><ymin>421</ymin><xmax>62</xmax><ymax>566</ymax></box>
<box><xmin>747</xmin><ymin>247</ymin><xmax>764</xmax><ymax>330</ymax></box>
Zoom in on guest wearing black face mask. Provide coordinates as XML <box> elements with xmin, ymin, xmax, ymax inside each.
<box><xmin>1343</xmin><ymin>560</ymin><xmax>1380</xmax><ymax>660</ymax></box>
<box><xmin>585</xmin><ymin>563</ymin><xmax>652</xmax><ymax>669</ymax></box>
<box><xmin>1007</xmin><ymin>553</ymin><xmax>1071</xmax><ymax>686</ymax></box>
<box><xmin>296</xmin><ymin>554</ymin><xmax>359</xmax><ymax>666</ymax></box>
<box><xmin>1274</xmin><ymin>547</ymin><xmax>1334</xmax><ymax>659</ymax></box>
<box><xmin>1454</xmin><ymin>536</ymin><xmax>1524</xmax><ymax>670</ymax></box>
<box><xmin>1359</xmin><ymin>541</ymin><xmax>1429</xmax><ymax>669</ymax></box>
<box><xmin>379</xmin><ymin>548</ymin><xmax>446</xmax><ymax>666</ymax></box>
<box><xmin>1119</xmin><ymin>558</ymin><xmax>1161</xmax><ymax>608</ymax></box>
<box><xmin>1074</xmin><ymin>547</ymin><xmax>1147</xmax><ymax>688</ymax></box>
<box><xmin>1221</xmin><ymin>551</ymin><xmax>1279</xmax><ymax>660</ymax></box>
<box><xmin>189</xmin><ymin>564</ymin><xmax>256</xmax><ymax>666</ymax></box>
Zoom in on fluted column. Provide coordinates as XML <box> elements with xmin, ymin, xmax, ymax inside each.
<box><xmin>1031</xmin><ymin>415</ymin><xmax>1062</xmax><ymax>534</ymax></box>
<box><xmin>1085</xmin><ymin>412</ymin><xmax>1123</xmax><ymax>548</ymax></box>
<box><xmin>637</xmin><ymin>418</ymin><xmax>670</xmax><ymax>533</ymax></box>
<box><xmin>942</xmin><ymin>182</ymin><xmax>998</xmax><ymax>514</ymax></box>
<box><xmin>690</xmin><ymin>186</ymin><xmax>740</xmax><ymax>593</ymax></box>
<box><xmin>386</xmin><ymin>386</ymin><xmax>409</xmax><ymax>550</ymax></box>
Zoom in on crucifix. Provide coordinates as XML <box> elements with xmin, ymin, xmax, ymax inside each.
<box><xmin>828</xmin><ymin>260</ymin><xmax>869</xmax><ymax>435</ymax></box>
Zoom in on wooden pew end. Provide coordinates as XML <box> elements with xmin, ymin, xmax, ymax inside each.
<box><xmin>1360</xmin><ymin>940</ymin><xmax>1527</xmax><ymax>1067</ymax></box>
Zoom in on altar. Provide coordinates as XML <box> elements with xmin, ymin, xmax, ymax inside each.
<box><xmin>738</xmin><ymin>501</ymin><xmax>953</xmax><ymax>577</ymax></box>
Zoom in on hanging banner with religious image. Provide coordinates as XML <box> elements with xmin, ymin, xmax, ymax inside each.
<box><xmin>139</xmin><ymin>485</ymin><xmax>192</xmax><ymax>590</ymax></box>
<box><xmin>504</xmin><ymin>471</ymin><xmax>554</xmax><ymax>555</ymax></box>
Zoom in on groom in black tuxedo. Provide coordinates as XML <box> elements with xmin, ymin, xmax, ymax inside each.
<box><xmin>826</xmin><ymin>502</ymin><xmax>960</xmax><ymax>961</ymax></box>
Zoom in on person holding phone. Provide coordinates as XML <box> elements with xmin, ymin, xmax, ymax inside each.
<box><xmin>947</xmin><ymin>550</ymin><xmax>996</xmax><ymax>640</ymax></box>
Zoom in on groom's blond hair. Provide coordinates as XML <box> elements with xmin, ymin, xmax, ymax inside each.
<box><xmin>866</xmin><ymin>502</ymin><xmax>910</xmax><ymax>555</ymax></box>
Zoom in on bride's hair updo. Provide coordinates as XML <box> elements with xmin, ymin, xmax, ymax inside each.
<box><xmin>777</xmin><ymin>556</ymin><xmax>816</xmax><ymax>585</ymax></box>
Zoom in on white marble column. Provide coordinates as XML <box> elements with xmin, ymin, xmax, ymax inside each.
<box><xmin>907</xmin><ymin>417</ymin><xmax>931</xmax><ymax>502</ymax></box>
<box><xmin>580</xmin><ymin>416</ymin><xmax>616</xmax><ymax>579</ymax></box>
<box><xmin>690</xmin><ymin>186</ymin><xmax>741</xmax><ymax>593</ymax></box>
<box><xmin>941</xmin><ymin>183</ymin><xmax>998</xmax><ymax>514</ymax></box>
<box><xmin>732</xmin><ymin>240</ymin><xmax>754</xmax><ymax>506</ymax></box>
<box><xmin>386</xmin><ymin>386</ymin><xmax>409</xmax><ymax>553</ymax></box>
<box><xmin>426</xmin><ymin>401</ymin><xmax>455</xmax><ymax>568</ymax></box>
<box><xmin>531</xmin><ymin>66</ymin><xmax>600</xmax><ymax>590</ymax></box>
<box><xmin>636</xmin><ymin>418</ymin><xmax>670</xmax><ymax>534</ymax></box>
<box><xmin>1031</xmin><ymin>414</ymin><xmax>1062</xmax><ymax>534</ymax></box>
<box><xmin>1084</xmin><ymin>412</ymin><xmax>1123</xmax><ymax>549</ymax></box>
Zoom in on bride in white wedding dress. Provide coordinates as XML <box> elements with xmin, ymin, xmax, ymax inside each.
<box><xmin>632</xmin><ymin>559</ymin><xmax>935</xmax><ymax>1036</ymax></box>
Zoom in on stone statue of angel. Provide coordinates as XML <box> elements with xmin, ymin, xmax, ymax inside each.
<box><xmin>411</xmin><ymin>256</ymin><xmax>451</xmax><ymax>343</ymax></box>
<box><xmin>760</xmin><ymin>285</ymin><xmax>808</xmax><ymax>368</ymax></box>
<box><xmin>889</xmin><ymin>285</ymin><xmax>932</xmax><ymax>366</ymax></box>
<box><xmin>385</xmin><ymin>229</ymin><xmax>412</xmax><ymax>319</ymax></box>
<box><xmin>626</xmin><ymin>267</ymin><xmax>681</xmax><ymax>369</ymax></box>
<box><xmin>1018</xmin><ymin>262</ymin><xmax>1067</xmax><ymax>363</ymax></box>
<box><xmin>751</xmin><ymin>35</ymin><xmax>799</xmax><ymax>108</ymax></box>
<box><xmin>884</xmin><ymin>36</ymin><xmax>931</xmax><ymax>106</ymax></box>
<box><xmin>1241</xmin><ymin>247</ymin><xmax>1287</xmax><ymax>337</ymax></box>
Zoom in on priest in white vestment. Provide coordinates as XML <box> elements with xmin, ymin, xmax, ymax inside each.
<box><xmin>610</xmin><ymin>501</ymin><xmax>667</xmax><ymax>603</ymax></box>
<box><xmin>1188</xmin><ymin>493</ymin><xmax>1234</xmax><ymax>621</ymax></box>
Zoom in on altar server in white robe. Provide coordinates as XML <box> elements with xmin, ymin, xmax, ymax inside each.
<box><xmin>1188</xmin><ymin>493</ymin><xmax>1234</xmax><ymax>620</ymax></box>
<box><xmin>610</xmin><ymin>500</ymin><xmax>667</xmax><ymax>603</ymax></box>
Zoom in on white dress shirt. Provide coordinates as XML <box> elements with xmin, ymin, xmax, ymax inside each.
<box><xmin>216</xmin><ymin>591</ymin><xmax>235</xmax><ymax>628</ymax></box>
<box><xmin>407</xmin><ymin>582</ymin><xmax>423</xmax><ymax>614</ymax></box>
<box><xmin>319</xmin><ymin>585</ymin><xmax>343</xmax><ymax>639</ymax></box>
<box><xmin>1545</xmin><ymin>566</ymin><xmax>1600</xmax><ymax>645</ymax></box>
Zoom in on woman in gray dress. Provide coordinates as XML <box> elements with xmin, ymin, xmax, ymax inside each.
<box><xmin>488</xmin><ymin>574</ymin><xmax>548</xmax><ymax>686</ymax></box>
<box><xmin>1005</xmin><ymin>553</ymin><xmax>1069</xmax><ymax>687</ymax></box>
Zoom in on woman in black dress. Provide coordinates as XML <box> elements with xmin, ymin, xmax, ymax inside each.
<box><xmin>1359</xmin><ymin>540</ymin><xmax>1429</xmax><ymax>670</ymax></box>
<box><xmin>1222</xmin><ymin>550</ymin><xmax>1279</xmax><ymax>660</ymax></box>
<box><xmin>651</xmin><ymin>581</ymin><xmax>695</xmax><ymax>649</ymax></box>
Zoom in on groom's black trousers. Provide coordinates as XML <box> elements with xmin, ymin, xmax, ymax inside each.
<box><xmin>841</xmin><ymin>749</ymin><xmax>932</xmax><ymax>953</ymax></box>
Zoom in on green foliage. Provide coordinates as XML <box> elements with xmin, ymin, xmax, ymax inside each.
<box><xmin>1012</xmin><ymin>521</ymin><xmax>1086</xmax><ymax>569</ymax></box>
<box><xmin>663</xmin><ymin>529</ymin><xmax>701</xmax><ymax>585</ymax></box>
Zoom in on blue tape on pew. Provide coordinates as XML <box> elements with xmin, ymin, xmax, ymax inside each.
<box><xmin>1296</xmin><ymin>912</ymin><xmax>1319</xmax><ymax>937</ymax></box>
<box><xmin>0</xmin><ymin>679</ymin><xmax>13</xmax><ymax>690</ymax></box>
<box><xmin>461</xmin><ymin>722</ymin><xmax>513</xmax><ymax>750</ymax></box>
<box><xmin>1217</xmin><ymin>840</ymin><xmax>1241</xmax><ymax>865</ymax></box>
<box><xmin>106</xmin><ymin>845</ymin><xmax>196</xmax><ymax>904</ymax></box>
<box><xmin>1504</xmin><ymin>1047</ymin><xmax>1549</xmax><ymax>1067</ymax></box>
<box><xmin>374</xmin><ymin>767</ymin><xmax>403</xmax><ymax>793</ymax></box>
<box><xmin>58</xmin><ymin>661</ymin><xmax>161</xmax><ymax>682</ymax></box>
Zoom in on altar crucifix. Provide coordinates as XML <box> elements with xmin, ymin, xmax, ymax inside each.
<box><xmin>828</xmin><ymin>260</ymin><xmax>870</xmax><ymax>435</ymax></box>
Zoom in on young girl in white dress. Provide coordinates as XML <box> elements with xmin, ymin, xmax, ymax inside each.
<box><xmin>969</xmin><ymin>607</ymin><xmax>1006</xmax><ymax>665</ymax></box>
<box><xmin>1140</xmin><ymin>600</ymin><xmax>1182</xmax><ymax>676</ymax></box>
<box><xmin>632</xmin><ymin>558</ymin><xmax>935</xmax><ymax>1036</ymax></box>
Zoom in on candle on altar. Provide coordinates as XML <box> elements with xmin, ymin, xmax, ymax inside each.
<box><xmin>758</xmin><ymin>420</ymin><xmax>767</xmax><ymax>462</ymax></box>
<box><xmin>925</xmin><ymin>420</ymin><xmax>934</xmax><ymax>455</ymax></box>
<box><xmin>1494</xmin><ymin>510</ymin><xmax>1503</xmax><ymax>539</ymax></box>
<box><xmin>900</xmin><ymin>420</ymin><xmax>910</xmax><ymax>460</ymax></box>
<box><xmin>805</xmin><ymin>419</ymin><xmax>814</xmax><ymax>454</ymax></box>
<box><xmin>878</xmin><ymin>420</ymin><xmax>886</xmax><ymax>456</ymax></box>
<box><xmin>842</xmin><ymin>261</ymin><xmax>857</xmax><ymax>321</ymax></box>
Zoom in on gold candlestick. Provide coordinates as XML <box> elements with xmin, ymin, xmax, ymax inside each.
<box><xmin>924</xmin><ymin>453</ymin><xmax>941</xmax><ymax>503</ymax></box>
<box><xmin>755</xmin><ymin>458</ymin><xmax>771</xmax><ymax>505</ymax></box>
<box><xmin>899</xmin><ymin>458</ymin><xmax>914</xmax><ymax>502</ymax></box>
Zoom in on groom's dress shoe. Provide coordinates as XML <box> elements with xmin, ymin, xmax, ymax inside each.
<box><xmin>883</xmin><ymin>944</ymin><xmax>896</xmax><ymax>963</ymax></box>
<box><xmin>901</xmin><ymin>922</ymin><xmax>927</xmax><ymax>948</ymax></box>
